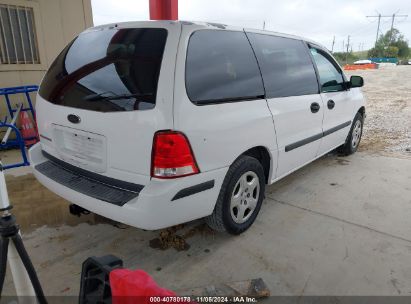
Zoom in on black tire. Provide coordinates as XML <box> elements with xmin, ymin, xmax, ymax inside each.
<box><xmin>206</xmin><ymin>155</ymin><xmax>265</xmax><ymax>235</ymax></box>
<box><xmin>339</xmin><ymin>112</ymin><xmax>364</xmax><ymax>155</ymax></box>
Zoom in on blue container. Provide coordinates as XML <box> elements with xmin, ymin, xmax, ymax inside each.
<box><xmin>369</xmin><ymin>57</ymin><xmax>398</xmax><ymax>64</ymax></box>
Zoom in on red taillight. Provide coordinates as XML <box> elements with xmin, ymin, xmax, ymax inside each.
<box><xmin>151</xmin><ymin>131</ymin><xmax>199</xmax><ymax>179</ymax></box>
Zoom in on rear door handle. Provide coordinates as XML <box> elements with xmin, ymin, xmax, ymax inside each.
<box><xmin>310</xmin><ymin>102</ymin><xmax>320</xmax><ymax>113</ymax></box>
<box><xmin>327</xmin><ymin>99</ymin><xmax>335</xmax><ymax>109</ymax></box>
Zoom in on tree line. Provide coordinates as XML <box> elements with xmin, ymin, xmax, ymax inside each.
<box><xmin>331</xmin><ymin>28</ymin><xmax>409</xmax><ymax>65</ymax></box>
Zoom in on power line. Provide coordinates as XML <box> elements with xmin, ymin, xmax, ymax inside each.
<box><xmin>366</xmin><ymin>11</ymin><xmax>408</xmax><ymax>46</ymax></box>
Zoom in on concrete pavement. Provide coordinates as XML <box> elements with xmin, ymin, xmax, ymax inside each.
<box><xmin>2</xmin><ymin>152</ymin><xmax>411</xmax><ymax>296</ymax></box>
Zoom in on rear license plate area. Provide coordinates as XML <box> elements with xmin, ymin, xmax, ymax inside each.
<box><xmin>52</xmin><ymin>124</ymin><xmax>107</xmax><ymax>173</ymax></box>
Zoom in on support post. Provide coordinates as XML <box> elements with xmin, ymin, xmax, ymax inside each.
<box><xmin>149</xmin><ymin>0</ymin><xmax>178</xmax><ymax>20</ymax></box>
<box><xmin>0</xmin><ymin>163</ymin><xmax>36</xmax><ymax>299</ymax></box>
<box><xmin>376</xmin><ymin>14</ymin><xmax>381</xmax><ymax>46</ymax></box>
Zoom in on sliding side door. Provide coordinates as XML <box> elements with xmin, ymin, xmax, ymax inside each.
<box><xmin>247</xmin><ymin>32</ymin><xmax>323</xmax><ymax>179</ymax></box>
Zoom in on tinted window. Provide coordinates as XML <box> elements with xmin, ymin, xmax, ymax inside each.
<box><xmin>247</xmin><ymin>33</ymin><xmax>318</xmax><ymax>98</ymax></box>
<box><xmin>310</xmin><ymin>48</ymin><xmax>345</xmax><ymax>92</ymax></box>
<box><xmin>39</xmin><ymin>28</ymin><xmax>167</xmax><ymax>112</ymax></box>
<box><xmin>185</xmin><ymin>30</ymin><xmax>264</xmax><ymax>104</ymax></box>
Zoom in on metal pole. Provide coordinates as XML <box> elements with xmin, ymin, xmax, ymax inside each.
<box><xmin>345</xmin><ymin>35</ymin><xmax>350</xmax><ymax>63</ymax></box>
<box><xmin>0</xmin><ymin>164</ymin><xmax>10</xmax><ymax>207</ymax></box>
<box><xmin>376</xmin><ymin>14</ymin><xmax>381</xmax><ymax>46</ymax></box>
<box><xmin>149</xmin><ymin>0</ymin><xmax>178</xmax><ymax>20</ymax></box>
<box><xmin>8</xmin><ymin>243</ymin><xmax>37</xmax><ymax>299</ymax></box>
<box><xmin>390</xmin><ymin>13</ymin><xmax>395</xmax><ymax>42</ymax></box>
<box><xmin>1</xmin><ymin>103</ymin><xmax>22</xmax><ymax>145</ymax></box>
<box><xmin>0</xmin><ymin>163</ymin><xmax>36</xmax><ymax>298</ymax></box>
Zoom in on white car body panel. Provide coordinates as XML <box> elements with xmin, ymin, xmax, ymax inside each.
<box><xmin>29</xmin><ymin>143</ymin><xmax>227</xmax><ymax>229</ymax></box>
<box><xmin>317</xmin><ymin>88</ymin><xmax>364</xmax><ymax>155</ymax></box>
<box><xmin>173</xmin><ymin>24</ymin><xmax>278</xmax><ymax>180</ymax></box>
<box><xmin>29</xmin><ymin>21</ymin><xmax>366</xmax><ymax>230</ymax></box>
<box><xmin>266</xmin><ymin>94</ymin><xmax>324</xmax><ymax>179</ymax></box>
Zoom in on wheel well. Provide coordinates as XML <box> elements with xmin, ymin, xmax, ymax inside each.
<box><xmin>243</xmin><ymin>146</ymin><xmax>271</xmax><ymax>184</ymax></box>
<box><xmin>358</xmin><ymin>106</ymin><xmax>365</xmax><ymax>117</ymax></box>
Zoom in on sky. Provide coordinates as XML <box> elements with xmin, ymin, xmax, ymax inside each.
<box><xmin>91</xmin><ymin>0</ymin><xmax>411</xmax><ymax>53</ymax></box>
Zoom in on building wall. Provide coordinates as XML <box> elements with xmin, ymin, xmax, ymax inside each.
<box><xmin>0</xmin><ymin>0</ymin><xmax>93</xmax><ymax>121</ymax></box>
<box><xmin>0</xmin><ymin>0</ymin><xmax>93</xmax><ymax>86</ymax></box>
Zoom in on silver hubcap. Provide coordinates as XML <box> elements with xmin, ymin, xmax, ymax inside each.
<box><xmin>230</xmin><ymin>171</ymin><xmax>260</xmax><ymax>224</ymax></box>
<box><xmin>351</xmin><ymin>120</ymin><xmax>362</xmax><ymax>149</ymax></box>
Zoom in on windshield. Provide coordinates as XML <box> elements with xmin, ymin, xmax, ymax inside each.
<box><xmin>39</xmin><ymin>27</ymin><xmax>168</xmax><ymax>112</ymax></box>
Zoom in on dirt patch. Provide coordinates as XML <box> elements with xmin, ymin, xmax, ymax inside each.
<box><xmin>335</xmin><ymin>158</ymin><xmax>350</xmax><ymax>166</ymax></box>
<box><xmin>346</xmin><ymin>66</ymin><xmax>411</xmax><ymax>158</ymax></box>
<box><xmin>48</xmin><ymin>233</ymin><xmax>73</xmax><ymax>243</ymax></box>
<box><xmin>149</xmin><ymin>223</ymin><xmax>215</xmax><ymax>251</ymax></box>
<box><xmin>4</xmin><ymin>173</ymin><xmax>101</xmax><ymax>232</ymax></box>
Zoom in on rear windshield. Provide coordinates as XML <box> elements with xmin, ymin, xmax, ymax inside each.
<box><xmin>39</xmin><ymin>28</ymin><xmax>167</xmax><ymax>112</ymax></box>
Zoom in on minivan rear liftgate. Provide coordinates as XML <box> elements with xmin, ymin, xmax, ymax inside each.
<box><xmin>34</xmin><ymin>22</ymin><xmax>181</xmax><ymax>187</ymax></box>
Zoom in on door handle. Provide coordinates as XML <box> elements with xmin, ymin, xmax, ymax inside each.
<box><xmin>327</xmin><ymin>99</ymin><xmax>335</xmax><ymax>109</ymax></box>
<box><xmin>310</xmin><ymin>102</ymin><xmax>320</xmax><ymax>113</ymax></box>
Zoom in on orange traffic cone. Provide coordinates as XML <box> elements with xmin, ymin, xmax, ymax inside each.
<box><xmin>19</xmin><ymin>111</ymin><xmax>38</xmax><ymax>147</ymax></box>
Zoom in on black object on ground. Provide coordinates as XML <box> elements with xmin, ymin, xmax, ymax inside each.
<box><xmin>79</xmin><ymin>255</ymin><xmax>123</xmax><ymax>304</ymax></box>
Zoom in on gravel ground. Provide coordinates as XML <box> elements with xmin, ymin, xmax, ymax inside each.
<box><xmin>345</xmin><ymin>65</ymin><xmax>411</xmax><ymax>158</ymax></box>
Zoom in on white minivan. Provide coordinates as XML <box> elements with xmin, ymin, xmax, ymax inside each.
<box><xmin>29</xmin><ymin>21</ymin><xmax>365</xmax><ymax>234</ymax></box>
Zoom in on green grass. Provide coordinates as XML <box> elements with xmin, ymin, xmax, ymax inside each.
<box><xmin>351</xmin><ymin>50</ymin><xmax>369</xmax><ymax>59</ymax></box>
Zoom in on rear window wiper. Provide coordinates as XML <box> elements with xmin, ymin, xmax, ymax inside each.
<box><xmin>84</xmin><ymin>92</ymin><xmax>153</xmax><ymax>101</ymax></box>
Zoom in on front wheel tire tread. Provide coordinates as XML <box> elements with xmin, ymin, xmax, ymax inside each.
<box><xmin>339</xmin><ymin>112</ymin><xmax>363</xmax><ymax>156</ymax></box>
<box><xmin>206</xmin><ymin>155</ymin><xmax>265</xmax><ymax>235</ymax></box>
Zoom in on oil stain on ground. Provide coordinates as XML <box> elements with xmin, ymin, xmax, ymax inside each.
<box><xmin>149</xmin><ymin>223</ymin><xmax>215</xmax><ymax>251</ymax></box>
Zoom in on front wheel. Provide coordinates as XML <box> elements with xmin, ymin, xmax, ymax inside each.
<box><xmin>339</xmin><ymin>112</ymin><xmax>363</xmax><ymax>155</ymax></box>
<box><xmin>206</xmin><ymin>156</ymin><xmax>265</xmax><ymax>235</ymax></box>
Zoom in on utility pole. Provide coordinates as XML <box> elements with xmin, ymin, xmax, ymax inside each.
<box><xmin>389</xmin><ymin>13</ymin><xmax>407</xmax><ymax>42</ymax></box>
<box><xmin>342</xmin><ymin>40</ymin><xmax>344</xmax><ymax>53</ymax></box>
<box><xmin>366</xmin><ymin>13</ymin><xmax>381</xmax><ymax>46</ymax></box>
<box><xmin>345</xmin><ymin>35</ymin><xmax>350</xmax><ymax>63</ymax></box>
<box><xmin>331</xmin><ymin>35</ymin><xmax>335</xmax><ymax>52</ymax></box>
<box><xmin>376</xmin><ymin>14</ymin><xmax>381</xmax><ymax>46</ymax></box>
<box><xmin>367</xmin><ymin>12</ymin><xmax>408</xmax><ymax>46</ymax></box>
<box><xmin>390</xmin><ymin>13</ymin><xmax>395</xmax><ymax>34</ymax></box>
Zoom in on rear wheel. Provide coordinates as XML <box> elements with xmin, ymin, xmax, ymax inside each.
<box><xmin>339</xmin><ymin>112</ymin><xmax>363</xmax><ymax>155</ymax></box>
<box><xmin>206</xmin><ymin>156</ymin><xmax>265</xmax><ymax>235</ymax></box>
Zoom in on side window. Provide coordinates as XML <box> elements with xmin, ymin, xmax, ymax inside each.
<box><xmin>246</xmin><ymin>33</ymin><xmax>318</xmax><ymax>98</ymax></box>
<box><xmin>310</xmin><ymin>48</ymin><xmax>345</xmax><ymax>93</ymax></box>
<box><xmin>185</xmin><ymin>30</ymin><xmax>264</xmax><ymax>104</ymax></box>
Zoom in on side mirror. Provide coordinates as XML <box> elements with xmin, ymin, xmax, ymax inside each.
<box><xmin>349</xmin><ymin>75</ymin><xmax>364</xmax><ymax>88</ymax></box>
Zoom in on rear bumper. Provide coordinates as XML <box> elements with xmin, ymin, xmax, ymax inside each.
<box><xmin>29</xmin><ymin>143</ymin><xmax>228</xmax><ymax>230</ymax></box>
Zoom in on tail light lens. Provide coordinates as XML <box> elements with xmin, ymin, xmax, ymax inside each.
<box><xmin>151</xmin><ymin>131</ymin><xmax>199</xmax><ymax>179</ymax></box>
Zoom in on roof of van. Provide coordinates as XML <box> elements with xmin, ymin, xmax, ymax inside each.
<box><xmin>87</xmin><ymin>20</ymin><xmax>326</xmax><ymax>50</ymax></box>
